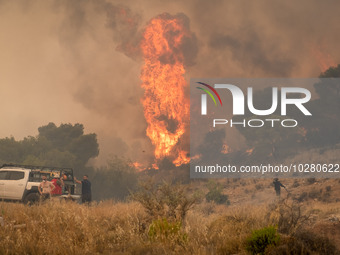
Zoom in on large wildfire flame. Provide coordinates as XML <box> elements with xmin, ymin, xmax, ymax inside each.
<box><xmin>140</xmin><ymin>14</ymin><xmax>190</xmax><ymax>167</ymax></box>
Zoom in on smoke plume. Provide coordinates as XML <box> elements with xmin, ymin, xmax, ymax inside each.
<box><xmin>0</xmin><ymin>0</ymin><xmax>339</xmax><ymax>166</ymax></box>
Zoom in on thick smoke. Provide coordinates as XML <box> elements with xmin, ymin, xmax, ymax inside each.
<box><xmin>185</xmin><ymin>0</ymin><xmax>340</xmax><ymax>77</ymax></box>
<box><xmin>209</xmin><ymin>30</ymin><xmax>295</xmax><ymax>76</ymax></box>
<box><xmin>104</xmin><ymin>3</ymin><xmax>142</xmax><ymax>60</ymax></box>
<box><xmin>0</xmin><ymin>0</ymin><xmax>339</xmax><ymax>166</ymax></box>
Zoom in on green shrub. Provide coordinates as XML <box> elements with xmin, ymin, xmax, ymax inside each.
<box><xmin>148</xmin><ymin>218</ymin><xmax>187</xmax><ymax>244</ymax></box>
<box><xmin>245</xmin><ymin>226</ymin><xmax>280</xmax><ymax>254</ymax></box>
<box><xmin>205</xmin><ymin>181</ymin><xmax>230</xmax><ymax>205</ymax></box>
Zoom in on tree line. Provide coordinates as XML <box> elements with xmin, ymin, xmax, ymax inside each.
<box><xmin>0</xmin><ymin>122</ymin><xmax>137</xmax><ymax>201</ymax></box>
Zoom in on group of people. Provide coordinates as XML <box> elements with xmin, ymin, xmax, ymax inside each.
<box><xmin>38</xmin><ymin>174</ymin><xmax>286</xmax><ymax>204</ymax></box>
<box><xmin>38</xmin><ymin>173</ymin><xmax>92</xmax><ymax>204</ymax></box>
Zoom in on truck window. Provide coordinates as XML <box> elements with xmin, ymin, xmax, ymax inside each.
<box><xmin>0</xmin><ymin>171</ymin><xmax>8</xmax><ymax>180</ymax></box>
<box><xmin>29</xmin><ymin>172</ymin><xmax>42</xmax><ymax>182</ymax></box>
<box><xmin>8</xmin><ymin>171</ymin><xmax>25</xmax><ymax>180</ymax></box>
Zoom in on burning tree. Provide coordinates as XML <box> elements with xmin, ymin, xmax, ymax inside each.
<box><xmin>140</xmin><ymin>13</ymin><xmax>197</xmax><ymax>167</ymax></box>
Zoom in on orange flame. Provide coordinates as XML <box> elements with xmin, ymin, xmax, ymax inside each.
<box><xmin>131</xmin><ymin>161</ymin><xmax>145</xmax><ymax>172</ymax></box>
<box><xmin>140</xmin><ymin>15</ymin><xmax>190</xmax><ymax>166</ymax></box>
<box><xmin>151</xmin><ymin>163</ymin><xmax>159</xmax><ymax>170</ymax></box>
<box><xmin>173</xmin><ymin>150</ymin><xmax>190</xmax><ymax>166</ymax></box>
<box><xmin>246</xmin><ymin>148</ymin><xmax>254</xmax><ymax>155</ymax></box>
<box><xmin>221</xmin><ymin>144</ymin><xmax>230</xmax><ymax>154</ymax></box>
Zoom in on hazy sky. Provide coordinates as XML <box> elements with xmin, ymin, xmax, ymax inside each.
<box><xmin>0</xmin><ymin>0</ymin><xmax>339</xmax><ymax>166</ymax></box>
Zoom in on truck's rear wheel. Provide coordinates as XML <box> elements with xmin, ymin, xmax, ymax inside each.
<box><xmin>24</xmin><ymin>193</ymin><xmax>39</xmax><ymax>205</ymax></box>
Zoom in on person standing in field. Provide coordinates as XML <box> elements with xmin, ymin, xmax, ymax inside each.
<box><xmin>273</xmin><ymin>178</ymin><xmax>286</xmax><ymax>197</ymax></box>
<box><xmin>51</xmin><ymin>173</ymin><xmax>64</xmax><ymax>196</ymax></box>
<box><xmin>38</xmin><ymin>175</ymin><xmax>55</xmax><ymax>201</ymax></box>
<box><xmin>74</xmin><ymin>175</ymin><xmax>92</xmax><ymax>204</ymax></box>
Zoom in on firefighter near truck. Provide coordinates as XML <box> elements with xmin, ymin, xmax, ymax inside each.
<box><xmin>0</xmin><ymin>164</ymin><xmax>80</xmax><ymax>204</ymax></box>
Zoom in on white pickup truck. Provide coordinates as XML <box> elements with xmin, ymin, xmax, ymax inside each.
<box><xmin>0</xmin><ymin>164</ymin><xmax>80</xmax><ymax>204</ymax></box>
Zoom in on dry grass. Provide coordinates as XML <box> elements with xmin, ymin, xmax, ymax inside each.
<box><xmin>0</xmin><ymin>200</ymin><xmax>148</xmax><ymax>255</ymax></box>
<box><xmin>1</xmin><ymin>179</ymin><xmax>340</xmax><ymax>254</ymax></box>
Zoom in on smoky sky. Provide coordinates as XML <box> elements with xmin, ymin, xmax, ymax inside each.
<box><xmin>0</xmin><ymin>0</ymin><xmax>339</xmax><ymax>166</ymax></box>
